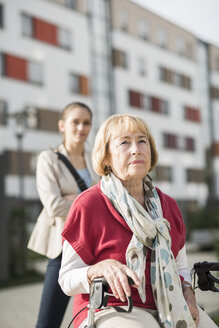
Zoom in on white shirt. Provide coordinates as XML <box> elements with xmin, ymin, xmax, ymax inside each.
<box><xmin>58</xmin><ymin>240</ymin><xmax>192</xmax><ymax>296</ymax></box>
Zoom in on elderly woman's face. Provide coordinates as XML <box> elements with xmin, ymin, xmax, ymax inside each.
<box><xmin>107</xmin><ymin>131</ymin><xmax>151</xmax><ymax>182</ymax></box>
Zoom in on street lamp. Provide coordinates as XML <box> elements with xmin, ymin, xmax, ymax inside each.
<box><xmin>7</xmin><ymin>107</ymin><xmax>37</xmax><ymax>275</ymax></box>
<box><xmin>10</xmin><ymin>111</ymin><xmax>26</xmax><ymax>200</ymax></box>
<box><xmin>9</xmin><ymin>107</ymin><xmax>37</xmax><ymax>200</ymax></box>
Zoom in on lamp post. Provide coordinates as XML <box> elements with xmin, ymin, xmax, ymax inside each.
<box><xmin>15</xmin><ymin>117</ymin><xmax>25</xmax><ymax>200</ymax></box>
<box><xmin>12</xmin><ymin>111</ymin><xmax>26</xmax><ymax>201</ymax></box>
<box><xmin>9</xmin><ymin>108</ymin><xmax>36</xmax><ymax>275</ymax></box>
<box><xmin>9</xmin><ymin>107</ymin><xmax>37</xmax><ymax>200</ymax></box>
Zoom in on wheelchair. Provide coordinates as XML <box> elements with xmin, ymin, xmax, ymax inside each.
<box><xmin>67</xmin><ymin>261</ymin><xmax>219</xmax><ymax>328</ymax></box>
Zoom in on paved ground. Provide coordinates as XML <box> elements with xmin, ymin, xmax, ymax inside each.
<box><xmin>0</xmin><ymin>250</ymin><xmax>218</xmax><ymax>328</ymax></box>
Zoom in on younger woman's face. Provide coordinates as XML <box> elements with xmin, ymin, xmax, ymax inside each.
<box><xmin>59</xmin><ymin>107</ymin><xmax>92</xmax><ymax>145</ymax></box>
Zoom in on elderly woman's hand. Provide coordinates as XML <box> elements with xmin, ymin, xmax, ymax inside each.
<box><xmin>87</xmin><ymin>259</ymin><xmax>140</xmax><ymax>302</ymax></box>
<box><xmin>182</xmin><ymin>285</ymin><xmax>199</xmax><ymax>326</ymax></box>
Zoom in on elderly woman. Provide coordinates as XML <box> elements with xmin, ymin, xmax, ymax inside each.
<box><xmin>59</xmin><ymin>114</ymin><xmax>217</xmax><ymax>328</ymax></box>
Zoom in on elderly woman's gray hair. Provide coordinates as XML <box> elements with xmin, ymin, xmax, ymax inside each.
<box><xmin>92</xmin><ymin>114</ymin><xmax>158</xmax><ymax>176</ymax></box>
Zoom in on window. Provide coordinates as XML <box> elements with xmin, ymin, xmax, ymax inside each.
<box><xmin>65</xmin><ymin>0</ymin><xmax>76</xmax><ymax>9</ymax></box>
<box><xmin>21</xmin><ymin>13</ymin><xmax>33</xmax><ymax>37</ymax></box>
<box><xmin>173</xmin><ymin>73</ymin><xmax>182</xmax><ymax>87</ymax></box>
<box><xmin>186</xmin><ymin>169</ymin><xmax>205</xmax><ymax>182</ymax></box>
<box><xmin>58</xmin><ymin>27</ymin><xmax>71</xmax><ymax>50</ymax></box>
<box><xmin>5</xmin><ymin>151</ymin><xmax>37</xmax><ymax>175</ymax></box>
<box><xmin>185</xmin><ymin>42</ymin><xmax>193</xmax><ymax>59</ymax></box>
<box><xmin>44</xmin><ymin>0</ymin><xmax>78</xmax><ymax>10</ymax></box>
<box><xmin>28</xmin><ymin>61</ymin><xmax>43</xmax><ymax>85</ymax></box>
<box><xmin>213</xmin><ymin>143</ymin><xmax>219</xmax><ymax>156</ymax></box>
<box><xmin>142</xmin><ymin>95</ymin><xmax>151</xmax><ymax>110</ymax></box>
<box><xmin>21</xmin><ymin>13</ymin><xmax>72</xmax><ymax>49</ymax></box>
<box><xmin>0</xmin><ymin>100</ymin><xmax>7</xmax><ymax>125</ymax></box>
<box><xmin>216</xmin><ymin>57</ymin><xmax>219</xmax><ymax>72</ymax></box>
<box><xmin>163</xmin><ymin>133</ymin><xmax>178</xmax><ymax>149</ymax></box>
<box><xmin>119</xmin><ymin>10</ymin><xmax>128</xmax><ymax>32</ymax></box>
<box><xmin>176</xmin><ymin>38</ymin><xmax>185</xmax><ymax>56</ymax></box>
<box><xmin>163</xmin><ymin>135</ymin><xmax>195</xmax><ymax>152</ymax></box>
<box><xmin>211</xmin><ymin>86</ymin><xmax>219</xmax><ymax>99</ymax></box>
<box><xmin>184</xmin><ymin>137</ymin><xmax>195</xmax><ymax>152</ymax></box>
<box><xmin>33</xmin><ymin>17</ymin><xmax>58</xmax><ymax>45</ymax></box>
<box><xmin>69</xmin><ymin>73</ymin><xmax>80</xmax><ymax>93</ymax></box>
<box><xmin>154</xmin><ymin>165</ymin><xmax>173</xmax><ymax>182</ymax></box>
<box><xmin>186</xmin><ymin>169</ymin><xmax>205</xmax><ymax>183</ymax></box>
<box><xmin>137</xmin><ymin>57</ymin><xmax>146</xmax><ymax>76</ymax></box>
<box><xmin>159</xmin><ymin>66</ymin><xmax>192</xmax><ymax>90</ymax></box>
<box><xmin>128</xmin><ymin>89</ymin><xmax>169</xmax><ymax>115</ymax></box>
<box><xmin>0</xmin><ymin>4</ymin><xmax>3</xmax><ymax>28</ymax></box>
<box><xmin>151</xmin><ymin>97</ymin><xmax>161</xmax><ymax>113</ymax></box>
<box><xmin>0</xmin><ymin>52</ymin><xmax>43</xmax><ymax>85</ymax></box>
<box><xmin>37</xmin><ymin>108</ymin><xmax>60</xmax><ymax>132</ymax></box>
<box><xmin>3</xmin><ymin>53</ymin><xmax>28</xmax><ymax>81</ymax></box>
<box><xmin>160</xmin><ymin>100</ymin><xmax>169</xmax><ymax>115</ymax></box>
<box><xmin>157</xmin><ymin>28</ymin><xmax>167</xmax><ymax>48</ymax></box>
<box><xmin>129</xmin><ymin>90</ymin><xmax>142</xmax><ymax>108</ymax></box>
<box><xmin>159</xmin><ymin>67</ymin><xmax>173</xmax><ymax>83</ymax></box>
<box><xmin>145</xmin><ymin>96</ymin><xmax>169</xmax><ymax>114</ymax></box>
<box><xmin>69</xmin><ymin>73</ymin><xmax>90</xmax><ymax>96</ymax></box>
<box><xmin>181</xmin><ymin>75</ymin><xmax>191</xmax><ymax>90</ymax></box>
<box><xmin>138</xmin><ymin>19</ymin><xmax>149</xmax><ymax>40</ymax></box>
<box><xmin>112</xmin><ymin>49</ymin><xmax>128</xmax><ymax>69</ymax></box>
<box><xmin>0</xmin><ymin>53</ymin><xmax>4</xmax><ymax>75</ymax></box>
<box><xmin>184</xmin><ymin>106</ymin><xmax>201</xmax><ymax>122</ymax></box>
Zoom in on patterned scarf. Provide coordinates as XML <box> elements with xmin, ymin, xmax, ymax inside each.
<box><xmin>101</xmin><ymin>173</ymin><xmax>196</xmax><ymax>328</ymax></box>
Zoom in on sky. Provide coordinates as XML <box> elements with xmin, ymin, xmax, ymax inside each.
<box><xmin>131</xmin><ymin>0</ymin><xmax>219</xmax><ymax>47</ymax></box>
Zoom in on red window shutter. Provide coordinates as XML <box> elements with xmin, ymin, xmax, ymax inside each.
<box><xmin>185</xmin><ymin>137</ymin><xmax>195</xmax><ymax>151</ymax></box>
<box><xmin>184</xmin><ymin>106</ymin><xmax>201</xmax><ymax>122</ymax></box>
<box><xmin>195</xmin><ymin>108</ymin><xmax>201</xmax><ymax>122</ymax></box>
<box><xmin>164</xmin><ymin>133</ymin><xmax>178</xmax><ymax>149</ymax></box>
<box><xmin>4</xmin><ymin>54</ymin><xmax>28</xmax><ymax>81</ymax></box>
<box><xmin>129</xmin><ymin>90</ymin><xmax>142</xmax><ymax>108</ymax></box>
<box><xmin>152</xmin><ymin>97</ymin><xmax>161</xmax><ymax>112</ymax></box>
<box><xmin>33</xmin><ymin>18</ymin><xmax>58</xmax><ymax>45</ymax></box>
<box><xmin>213</xmin><ymin>143</ymin><xmax>219</xmax><ymax>156</ymax></box>
<box><xmin>169</xmin><ymin>134</ymin><xmax>178</xmax><ymax>149</ymax></box>
<box><xmin>79</xmin><ymin>76</ymin><xmax>90</xmax><ymax>96</ymax></box>
<box><xmin>189</xmin><ymin>107</ymin><xmax>194</xmax><ymax>120</ymax></box>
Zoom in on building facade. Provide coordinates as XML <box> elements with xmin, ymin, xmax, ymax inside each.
<box><xmin>0</xmin><ymin>0</ymin><xmax>219</xmax><ymax>280</ymax></box>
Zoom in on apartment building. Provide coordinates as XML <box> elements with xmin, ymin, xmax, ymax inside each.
<box><xmin>0</xmin><ymin>0</ymin><xmax>218</xmax><ymax>280</ymax></box>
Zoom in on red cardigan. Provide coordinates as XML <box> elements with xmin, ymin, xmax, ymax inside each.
<box><xmin>62</xmin><ymin>182</ymin><xmax>186</xmax><ymax>327</ymax></box>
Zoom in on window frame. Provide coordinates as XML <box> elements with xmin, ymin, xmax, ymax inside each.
<box><xmin>21</xmin><ymin>12</ymin><xmax>33</xmax><ymax>38</ymax></box>
<box><xmin>0</xmin><ymin>4</ymin><xmax>4</xmax><ymax>28</ymax></box>
<box><xmin>0</xmin><ymin>100</ymin><xmax>8</xmax><ymax>125</ymax></box>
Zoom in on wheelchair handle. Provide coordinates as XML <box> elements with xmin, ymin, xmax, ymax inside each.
<box><xmin>87</xmin><ymin>276</ymin><xmax>134</xmax><ymax>328</ymax></box>
<box><xmin>193</xmin><ymin>261</ymin><xmax>219</xmax><ymax>292</ymax></box>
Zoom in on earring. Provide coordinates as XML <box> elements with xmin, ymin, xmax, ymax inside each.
<box><xmin>104</xmin><ymin>165</ymin><xmax>111</xmax><ymax>174</ymax></box>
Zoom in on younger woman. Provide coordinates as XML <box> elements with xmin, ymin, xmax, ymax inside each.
<box><xmin>28</xmin><ymin>102</ymin><xmax>98</xmax><ymax>328</ymax></box>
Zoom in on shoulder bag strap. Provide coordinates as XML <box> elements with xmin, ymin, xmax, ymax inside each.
<box><xmin>55</xmin><ymin>152</ymin><xmax>88</xmax><ymax>192</ymax></box>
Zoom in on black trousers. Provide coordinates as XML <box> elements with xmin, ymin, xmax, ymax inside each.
<box><xmin>36</xmin><ymin>254</ymin><xmax>70</xmax><ymax>328</ymax></box>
